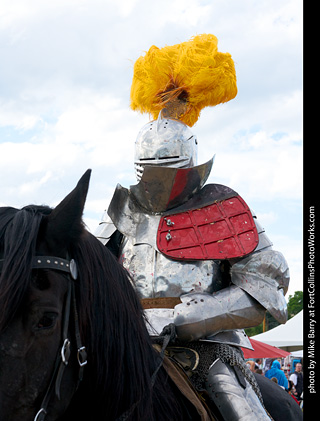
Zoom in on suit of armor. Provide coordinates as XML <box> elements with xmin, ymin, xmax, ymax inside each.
<box><xmin>95</xmin><ymin>114</ymin><xmax>290</xmax><ymax>420</ymax></box>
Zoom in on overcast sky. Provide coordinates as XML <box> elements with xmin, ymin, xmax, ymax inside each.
<box><xmin>0</xmin><ymin>0</ymin><xmax>303</xmax><ymax>296</ymax></box>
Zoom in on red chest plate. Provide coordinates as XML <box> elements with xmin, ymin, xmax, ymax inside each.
<box><xmin>157</xmin><ymin>195</ymin><xmax>259</xmax><ymax>260</ymax></box>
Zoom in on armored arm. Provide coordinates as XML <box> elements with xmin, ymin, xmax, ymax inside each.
<box><xmin>174</xmin><ymin>286</ymin><xmax>266</xmax><ymax>341</ymax></box>
<box><xmin>229</xmin><ymin>214</ymin><xmax>289</xmax><ymax>324</ymax></box>
<box><xmin>173</xmin><ymin>218</ymin><xmax>290</xmax><ymax>342</ymax></box>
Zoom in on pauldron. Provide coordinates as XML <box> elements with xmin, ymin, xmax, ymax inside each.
<box><xmin>103</xmin><ymin>181</ymin><xmax>259</xmax><ymax>262</ymax></box>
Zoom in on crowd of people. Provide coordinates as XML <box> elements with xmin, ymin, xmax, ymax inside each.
<box><xmin>245</xmin><ymin>358</ymin><xmax>303</xmax><ymax>408</ymax></box>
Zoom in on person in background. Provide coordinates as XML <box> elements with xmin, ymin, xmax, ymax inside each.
<box><xmin>289</xmin><ymin>362</ymin><xmax>303</xmax><ymax>401</ymax></box>
<box><xmin>265</xmin><ymin>360</ymin><xmax>288</xmax><ymax>390</ymax></box>
<box><xmin>246</xmin><ymin>361</ymin><xmax>256</xmax><ymax>372</ymax></box>
<box><xmin>255</xmin><ymin>358</ymin><xmax>263</xmax><ymax>371</ymax></box>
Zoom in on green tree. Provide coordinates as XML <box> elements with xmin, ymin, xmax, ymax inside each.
<box><xmin>287</xmin><ymin>291</ymin><xmax>303</xmax><ymax>319</ymax></box>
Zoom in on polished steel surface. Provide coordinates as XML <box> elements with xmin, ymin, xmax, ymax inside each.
<box><xmin>231</xmin><ymin>249</ymin><xmax>289</xmax><ymax>323</ymax></box>
<box><xmin>134</xmin><ymin>114</ymin><xmax>198</xmax><ymax>181</ymax></box>
<box><xmin>206</xmin><ymin>359</ymin><xmax>271</xmax><ymax>420</ymax></box>
<box><xmin>95</xmin><ymin>212</ymin><xmax>117</xmax><ymax>245</ymax></box>
<box><xmin>173</xmin><ymin>286</ymin><xmax>265</xmax><ymax>342</ymax></box>
<box><xmin>120</xmin><ymin>239</ymin><xmax>221</xmax><ymax>297</ymax></box>
<box><xmin>107</xmin><ymin>185</ymin><xmax>161</xmax><ymax>246</ymax></box>
<box><xmin>130</xmin><ymin>157</ymin><xmax>214</xmax><ymax>213</ymax></box>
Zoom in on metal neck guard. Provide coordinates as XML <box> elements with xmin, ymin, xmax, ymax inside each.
<box><xmin>129</xmin><ymin>157</ymin><xmax>214</xmax><ymax>213</ymax></box>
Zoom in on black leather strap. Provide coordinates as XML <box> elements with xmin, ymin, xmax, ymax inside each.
<box><xmin>0</xmin><ymin>256</ymin><xmax>72</xmax><ymax>274</ymax></box>
<box><xmin>1</xmin><ymin>254</ymin><xmax>83</xmax><ymax>421</ymax></box>
<box><xmin>32</xmin><ymin>256</ymin><xmax>72</xmax><ymax>272</ymax></box>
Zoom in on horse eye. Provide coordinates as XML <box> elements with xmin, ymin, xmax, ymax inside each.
<box><xmin>36</xmin><ymin>313</ymin><xmax>58</xmax><ymax>330</ymax></box>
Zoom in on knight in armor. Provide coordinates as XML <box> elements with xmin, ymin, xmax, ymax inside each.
<box><xmin>96</xmin><ymin>34</ymin><xmax>290</xmax><ymax>420</ymax></box>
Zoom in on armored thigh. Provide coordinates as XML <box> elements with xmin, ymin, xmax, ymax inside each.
<box><xmin>205</xmin><ymin>358</ymin><xmax>271</xmax><ymax>421</ymax></box>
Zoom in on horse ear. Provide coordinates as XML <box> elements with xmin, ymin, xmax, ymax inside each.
<box><xmin>41</xmin><ymin>169</ymin><xmax>92</xmax><ymax>253</ymax></box>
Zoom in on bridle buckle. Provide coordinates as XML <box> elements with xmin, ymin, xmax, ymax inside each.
<box><xmin>61</xmin><ymin>338</ymin><xmax>71</xmax><ymax>365</ymax></box>
<box><xmin>77</xmin><ymin>346</ymin><xmax>88</xmax><ymax>367</ymax></box>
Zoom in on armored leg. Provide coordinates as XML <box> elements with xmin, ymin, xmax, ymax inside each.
<box><xmin>205</xmin><ymin>358</ymin><xmax>271</xmax><ymax>421</ymax></box>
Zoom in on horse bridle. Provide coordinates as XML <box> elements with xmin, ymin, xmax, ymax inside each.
<box><xmin>0</xmin><ymin>255</ymin><xmax>88</xmax><ymax>421</ymax></box>
<box><xmin>1</xmin><ymin>255</ymin><xmax>175</xmax><ymax>421</ymax></box>
<box><xmin>31</xmin><ymin>258</ymin><xmax>168</xmax><ymax>421</ymax></box>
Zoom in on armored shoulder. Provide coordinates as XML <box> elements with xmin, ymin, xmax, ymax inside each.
<box><xmin>231</xmin><ymin>249</ymin><xmax>289</xmax><ymax>323</ymax></box>
<box><xmin>95</xmin><ymin>211</ymin><xmax>117</xmax><ymax>245</ymax></box>
<box><xmin>157</xmin><ymin>183</ymin><xmax>260</xmax><ymax>261</ymax></box>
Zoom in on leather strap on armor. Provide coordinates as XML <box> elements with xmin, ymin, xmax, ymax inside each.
<box><xmin>141</xmin><ymin>297</ymin><xmax>182</xmax><ymax>309</ymax></box>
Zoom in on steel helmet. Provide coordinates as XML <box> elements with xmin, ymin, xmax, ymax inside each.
<box><xmin>134</xmin><ymin>112</ymin><xmax>198</xmax><ymax>181</ymax></box>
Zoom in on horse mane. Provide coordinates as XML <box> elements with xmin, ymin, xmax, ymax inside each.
<box><xmin>0</xmin><ymin>205</ymin><xmax>52</xmax><ymax>330</ymax></box>
<box><xmin>0</xmin><ymin>205</ymin><xmax>181</xmax><ymax>420</ymax></box>
<box><xmin>68</xmin><ymin>231</ymin><xmax>182</xmax><ymax>420</ymax></box>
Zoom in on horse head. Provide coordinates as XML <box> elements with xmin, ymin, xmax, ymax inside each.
<box><xmin>0</xmin><ymin>170</ymin><xmax>91</xmax><ymax>421</ymax></box>
<box><xmin>0</xmin><ymin>170</ymin><xmax>188</xmax><ymax>421</ymax></box>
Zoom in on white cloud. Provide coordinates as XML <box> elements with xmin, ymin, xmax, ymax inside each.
<box><xmin>271</xmin><ymin>234</ymin><xmax>303</xmax><ymax>296</ymax></box>
<box><xmin>0</xmin><ymin>99</ymin><xmax>42</xmax><ymax>130</ymax></box>
<box><xmin>205</xmin><ymin>138</ymin><xmax>302</xmax><ymax>203</ymax></box>
<box><xmin>162</xmin><ymin>0</ymin><xmax>212</xmax><ymax>26</ymax></box>
<box><xmin>0</xmin><ymin>0</ymin><xmax>303</xmax><ymax>295</ymax></box>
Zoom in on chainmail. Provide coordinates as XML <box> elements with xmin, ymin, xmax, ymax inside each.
<box><xmin>184</xmin><ymin>341</ymin><xmax>264</xmax><ymax>404</ymax></box>
<box><xmin>154</xmin><ymin>328</ymin><xmax>273</xmax><ymax>420</ymax></box>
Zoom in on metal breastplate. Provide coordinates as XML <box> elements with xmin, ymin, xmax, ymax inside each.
<box><xmin>119</xmin><ymin>238</ymin><xmax>253</xmax><ymax>349</ymax></box>
<box><xmin>119</xmin><ymin>237</ymin><xmax>226</xmax><ymax>299</ymax></box>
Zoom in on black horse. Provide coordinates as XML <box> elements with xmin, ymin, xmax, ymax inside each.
<box><xmin>0</xmin><ymin>170</ymin><xmax>302</xmax><ymax>421</ymax></box>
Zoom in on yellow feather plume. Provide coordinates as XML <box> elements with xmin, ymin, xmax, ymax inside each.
<box><xmin>130</xmin><ymin>34</ymin><xmax>237</xmax><ymax>127</ymax></box>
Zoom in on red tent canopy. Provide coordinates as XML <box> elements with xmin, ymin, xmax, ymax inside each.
<box><xmin>242</xmin><ymin>338</ymin><xmax>291</xmax><ymax>359</ymax></box>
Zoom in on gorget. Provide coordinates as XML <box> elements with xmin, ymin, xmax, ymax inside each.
<box><xmin>107</xmin><ymin>158</ymin><xmax>213</xmax><ymax>246</ymax></box>
<box><xmin>130</xmin><ymin>157</ymin><xmax>214</xmax><ymax>213</ymax></box>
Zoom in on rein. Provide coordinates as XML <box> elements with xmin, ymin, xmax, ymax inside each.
<box><xmin>0</xmin><ymin>256</ymin><xmax>87</xmax><ymax>421</ymax></box>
